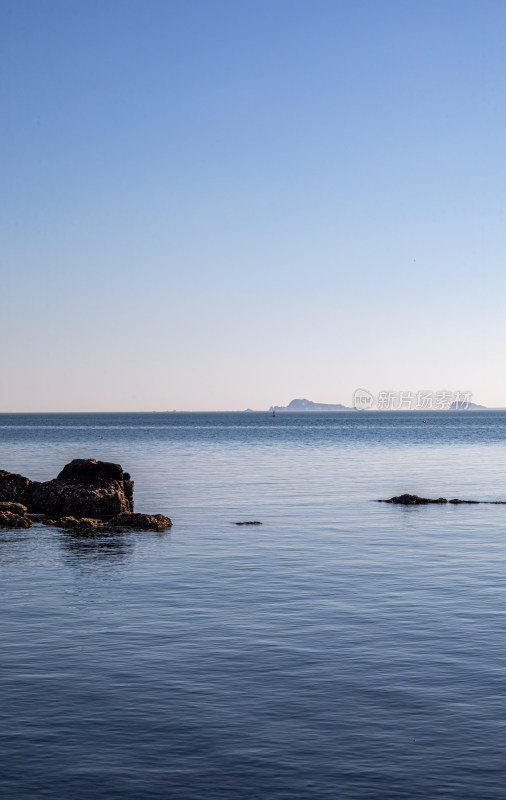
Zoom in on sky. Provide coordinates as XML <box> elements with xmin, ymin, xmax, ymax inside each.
<box><xmin>2</xmin><ymin>0</ymin><xmax>506</xmax><ymax>411</ymax></box>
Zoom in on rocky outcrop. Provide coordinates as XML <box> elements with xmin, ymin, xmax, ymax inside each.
<box><xmin>0</xmin><ymin>502</ymin><xmax>32</xmax><ymax>528</ymax></box>
<box><xmin>1</xmin><ymin>459</ymin><xmax>134</xmax><ymax>517</ymax></box>
<box><xmin>0</xmin><ymin>471</ymin><xmax>31</xmax><ymax>502</ymax></box>
<box><xmin>0</xmin><ymin>501</ymin><xmax>29</xmax><ymax>516</ymax></box>
<box><xmin>0</xmin><ymin>460</ymin><xmax>170</xmax><ymax>530</ymax></box>
<box><xmin>0</xmin><ymin>511</ymin><xmax>32</xmax><ymax>528</ymax></box>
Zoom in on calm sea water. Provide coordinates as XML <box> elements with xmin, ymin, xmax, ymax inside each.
<box><xmin>2</xmin><ymin>411</ymin><xmax>506</xmax><ymax>799</ymax></box>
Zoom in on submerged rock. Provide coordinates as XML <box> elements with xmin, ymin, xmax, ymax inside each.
<box><xmin>380</xmin><ymin>494</ymin><xmax>448</xmax><ymax>505</ymax></box>
<box><xmin>380</xmin><ymin>494</ymin><xmax>505</xmax><ymax>505</ymax></box>
<box><xmin>448</xmin><ymin>498</ymin><xmax>479</xmax><ymax>504</ymax></box>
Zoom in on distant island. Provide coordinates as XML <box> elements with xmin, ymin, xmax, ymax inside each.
<box><xmin>269</xmin><ymin>398</ymin><xmax>353</xmax><ymax>412</ymax></box>
<box><xmin>266</xmin><ymin>398</ymin><xmax>487</xmax><ymax>412</ymax></box>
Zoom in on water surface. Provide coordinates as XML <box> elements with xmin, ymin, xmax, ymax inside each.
<box><xmin>1</xmin><ymin>412</ymin><xmax>506</xmax><ymax>799</ymax></box>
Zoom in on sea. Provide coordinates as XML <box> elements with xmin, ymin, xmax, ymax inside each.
<box><xmin>2</xmin><ymin>410</ymin><xmax>506</xmax><ymax>799</ymax></box>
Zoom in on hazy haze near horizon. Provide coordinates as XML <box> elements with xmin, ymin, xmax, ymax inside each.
<box><xmin>2</xmin><ymin>0</ymin><xmax>506</xmax><ymax>411</ymax></box>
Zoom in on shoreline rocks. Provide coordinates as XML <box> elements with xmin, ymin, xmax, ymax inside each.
<box><xmin>0</xmin><ymin>459</ymin><xmax>171</xmax><ymax>531</ymax></box>
<box><xmin>43</xmin><ymin>512</ymin><xmax>172</xmax><ymax>532</ymax></box>
<box><xmin>107</xmin><ymin>512</ymin><xmax>172</xmax><ymax>531</ymax></box>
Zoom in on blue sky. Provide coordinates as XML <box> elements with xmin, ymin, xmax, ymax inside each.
<box><xmin>2</xmin><ymin>0</ymin><xmax>506</xmax><ymax>410</ymax></box>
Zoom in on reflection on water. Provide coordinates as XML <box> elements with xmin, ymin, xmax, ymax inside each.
<box><xmin>58</xmin><ymin>528</ymin><xmax>132</xmax><ymax>567</ymax></box>
<box><xmin>0</xmin><ymin>522</ymin><xmax>135</xmax><ymax>577</ymax></box>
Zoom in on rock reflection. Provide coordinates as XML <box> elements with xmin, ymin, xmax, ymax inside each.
<box><xmin>59</xmin><ymin>527</ymin><xmax>132</xmax><ymax>568</ymax></box>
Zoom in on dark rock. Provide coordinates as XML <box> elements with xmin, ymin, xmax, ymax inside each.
<box><xmin>235</xmin><ymin>521</ymin><xmax>262</xmax><ymax>525</ymax></box>
<box><xmin>21</xmin><ymin>459</ymin><xmax>134</xmax><ymax>517</ymax></box>
<box><xmin>0</xmin><ymin>510</ymin><xmax>33</xmax><ymax>528</ymax></box>
<box><xmin>381</xmin><ymin>494</ymin><xmax>503</xmax><ymax>505</ymax></box>
<box><xmin>108</xmin><ymin>512</ymin><xmax>172</xmax><ymax>531</ymax></box>
<box><xmin>0</xmin><ymin>470</ymin><xmax>31</xmax><ymax>502</ymax></box>
<box><xmin>57</xmin><ymin>460</ymin><xmax>123</xmax><ymax>483</ymax></box>
<box><xmin>45</xmin><ymin>512</ymin><xmax>171</xmax><ymax>531</ymax></box>
<box><xmin>382</xmin><ymin>494</ymin><xmax>448</xmax><ymax>505</ymax></box>
<box><xmin>0</xmin><ymin>501</ymin><xmax>28</xmax><ymax>516</ymax></box>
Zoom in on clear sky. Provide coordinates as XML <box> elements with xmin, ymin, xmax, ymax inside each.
<box><xmin>2</xmin><ymin>0</ymin><xmax>506</xmax><ymax>411</ymax></box>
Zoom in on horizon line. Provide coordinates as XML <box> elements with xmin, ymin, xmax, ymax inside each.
<box><xmin>0</xmin><ymin>408</ymin><xmax>503</xmax><ymax>414</ymax></box>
